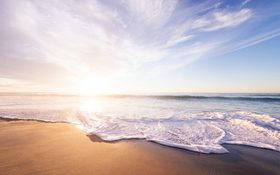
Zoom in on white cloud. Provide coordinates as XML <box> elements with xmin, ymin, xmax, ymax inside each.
<box><xmin>241</xmin><ymin>0</ymin><xmax>252</xmax><ymax>7</ymax></box>
<box><xmin>122</xmin><ymin>0</ymin><xmax>177</xmax><ymax>27</ymax></box>
<box><xmin>228</xmin><ymin>29</ymin><xmax>280</xmax><ymax>53</ymax></box>
<box><xmin>0</xmin><ymin>0</ymin><xmax>279</xmax><ymax>92</ymax></box>
<box><xmin>164</xmin><ymin>35</ymin><xmax>194</xmax><ymax>48</ymax></box>
<box><xmin>192</xmin><ymin>9</ymin><xmax>252</xmax><ymax>31</ymax></box>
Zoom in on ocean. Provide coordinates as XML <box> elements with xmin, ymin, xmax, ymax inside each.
<box><xmin>0</xmin><ymin>93</ymin><xmax>279</xmax><ymax>153</ymax></box>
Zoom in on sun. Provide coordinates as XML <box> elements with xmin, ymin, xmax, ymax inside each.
<box><xmin>76</xmin><ymin>78</ymin><xmax>106</xmax><ymax>96</ymax></box>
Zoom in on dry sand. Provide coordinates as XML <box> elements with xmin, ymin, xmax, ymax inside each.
<box><xmin>0</xmin><ymin>119</ymin><xmax>279</xmax><ymax>175</ymax></box>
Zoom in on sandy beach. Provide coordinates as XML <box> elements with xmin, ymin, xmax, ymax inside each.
<box><xmin>0</xmin><ymin>119</ymin><xmax>279</xmax><ymax>175</ymax></box>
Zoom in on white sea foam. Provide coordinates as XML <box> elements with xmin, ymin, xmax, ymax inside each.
<box><xmin>0</xmin><ymin>95</ymin><xmax>279</xmax><ymax>153</ymax></box>
<box><xmin>75</xmin><ymin>111</ymin><xmax>280</xmax><ymax>153</ymax></box>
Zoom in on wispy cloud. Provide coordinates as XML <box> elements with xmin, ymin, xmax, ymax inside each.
<box><xmin>0</xmin><ymin>0</ymin><xmax>279</xmax><ymax>92</ymax></box>
<box><xmin>241</xmin><ymin>0</ymin><xmax>252</xmax><ymax>7</ymax></box>
<box><xmin>228</xmin><ymin>29</ymin><xmax>280</xmax><ymax>53</ymax></box>
<box><xmin>192</xmin><ymin>9</ymin><xmax>252</xmax><ymax>31</ymax></box>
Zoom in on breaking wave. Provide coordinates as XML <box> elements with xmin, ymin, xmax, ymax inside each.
<box><xmin>0</xmin><ymin>94</ymin><xmax>279</xmax><ymax>153</ymax></box>
<box><xmin>1</xmin><ymin>109</ymin><xmax>279</xmax><ymax>153</ymax></box>
<box><xmin>76</xmin><ymin>111</ymin><xmax>280</xmax><ymax>153</ymax></box>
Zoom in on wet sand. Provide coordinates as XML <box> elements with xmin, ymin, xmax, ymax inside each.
<box><xmin>0</xmin><ymin>119</ymin><xmax>279</xmax><ymax>175</ymax></box>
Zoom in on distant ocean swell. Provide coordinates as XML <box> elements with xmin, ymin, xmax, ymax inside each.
<box><xmin>123</xmin><ymin>95</ymin><xmax>280</xmax><ymax>102</ymax></box>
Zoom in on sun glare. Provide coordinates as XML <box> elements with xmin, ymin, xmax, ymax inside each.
<box><xmin>79</xmin><ymin>99</ymin><xmax>103</xmax><ymax>113</ymax></box>
<box><xmin>76</xmin><ymin>78</ymin><xmax>106</xmax><ymax>95</ymax></box>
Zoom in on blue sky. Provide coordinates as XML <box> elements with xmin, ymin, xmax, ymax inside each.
<box><xmin>0</xmin><ymin>0</ymin><xmax>279</xmax><ymax>94</ymax></box>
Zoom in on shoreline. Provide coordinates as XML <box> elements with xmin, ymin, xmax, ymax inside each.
<box><xmin>0</xmin><ymin>119</ymin><xmax>279</xmax><ymax>175</ymax></box>
<box><xmin>1</xmin><ymin>117</ymin><xmax>279</xmax><ymax>154</ymax></box>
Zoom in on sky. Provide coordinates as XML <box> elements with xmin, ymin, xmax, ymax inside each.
<box><xmin>0</xmin><ymin>0</ymin><xmax>280</xmax><ymax>94</ymax></box>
